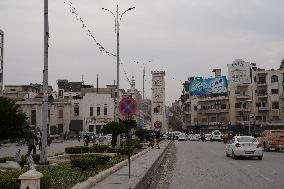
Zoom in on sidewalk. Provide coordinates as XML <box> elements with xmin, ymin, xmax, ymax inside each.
<box><xmin>87</xmin><ymin>141</ymin><xmax>170</xmax><ymax>189</ymax></box>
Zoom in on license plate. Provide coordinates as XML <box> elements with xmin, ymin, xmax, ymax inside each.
<box><xmin>245</xmin><ymin>151</ymin><xmax>254</xmax><ymax>154</ymax></box>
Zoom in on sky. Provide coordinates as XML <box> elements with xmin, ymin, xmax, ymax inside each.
<box><xmin>0</xmin><ymin>0</ymin><xmax>284</xmax><ymax>105</ymax></box>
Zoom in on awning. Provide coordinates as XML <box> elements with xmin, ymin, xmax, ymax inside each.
<box><xmin>69</xmin><ymin>120</ymin><xmax>83</xmax><ymax>131</ymax></box>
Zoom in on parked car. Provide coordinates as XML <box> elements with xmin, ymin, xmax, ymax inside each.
<box><xmin>225</xmin><ymin>136</ymin><xmax>263</xmax><ymax>160</ymax></box>
<box><xmin>211</xmin><ymin>130</ymin><xmax>222</xmax><ymax>142</ymax></box>
<box><xmin>173</xmin><ymin>131</ymin><xmax>182</xmax><ymax>140</ymax></box>
<box><xmin>84</xmin><ymin>132</ymin><xmax>97</xmax><ymax>142</ymax></box>
<box><xmin>258</xmin><ymin>130</ymin><xmax>284</xmax><ymax>151</ymax></box>
<box><xmin>205</xmin><ymin>134</ymin><xmax>212</xmax><ymax>141</ymax></box>
<box><xmin>189</xmin><ymin>134</ymin><xmax>200</xmax><ymax>141</ymax></box>
<box><xmin>178</xmin><ymin>133</ymin><xmax>188</xmax><ymax>141</ymax></box>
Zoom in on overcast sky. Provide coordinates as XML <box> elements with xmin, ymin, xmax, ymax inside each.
<box><xmin>1</xmin><ymin>0</ymin><xmax>284</xmax><ymax>105</ymax></box>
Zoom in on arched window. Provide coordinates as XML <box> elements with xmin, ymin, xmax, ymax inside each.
<box><xmin>271</xmin><ymin>75</ymin><xmax>278</xmax><ymax>83</ymax></box>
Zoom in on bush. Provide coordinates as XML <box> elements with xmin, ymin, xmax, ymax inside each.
<box><xmin>0</xmin><ymin>170</ymin><xmax>51</xmax><ymax>189</ymax></box>
<box><xmin>0</xmin><ymin>156</ymin><xmax>15</xmax><ymax>163</ymax></box>
<box><xmin>19</xmin><ymin>154</ymin><xmax>40</xmax><ymax>167</ymax></box>
<box><xmin>0</xmin><ymin>170</ymin><xmax>21</xmax><ymax>189</ymax></box>
<box><xmin>65</xmin><ymin>146</ymin><xmax>90</xmax><ymax>154</ymax></box>
<box><xmin>70</xmin><ymin>155</ymin><xmax>111</xmax><ymax>169</ymax></box>
<box><xmin>90</xmin><ymin>144</ymin><xmax>110</xmax><ymax>153</ymax></box>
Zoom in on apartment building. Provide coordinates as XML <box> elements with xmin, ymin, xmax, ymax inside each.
<box><xmin>180</xmin><ymin>59</ymin><xmax>284</xmax><ymax>134</ymax></box>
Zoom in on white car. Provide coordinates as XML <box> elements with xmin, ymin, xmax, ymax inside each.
<box><xmin>178</xmin><ymin>133</ymin><xmax>188</xmax><ymax>141</ymax></box>
<box><xmin>189</xmin><ymin>134</ymin><xmax>199</xmax><ymax>141</ymax></box>
<box><xmin>225</xmin><ymin>136</ymin><xmax>263</xmax><ymax>160</ymax></box>
<box><xmin>205</xmin><ymin>134</ymin><xmax>212</xmax><ymax>141</ymax></box>
<box><xmin>211</xmin><ymin>130</ymin><xmax>222</xmax><ymax>142</ymax></box>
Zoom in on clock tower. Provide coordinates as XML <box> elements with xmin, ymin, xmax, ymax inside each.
<box><xmin>151</xmin><ymin>71</ymin><xmax>166</xmax><ymax>132</ymax></box>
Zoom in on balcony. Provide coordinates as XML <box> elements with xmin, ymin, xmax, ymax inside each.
<box><xmin>236</xmin><ymin>108</ymin><xmax>250</xmax><ymax>112</ymax></box>
<box><xmin>258</xmin><ymin>107</ymin><xmax>269</xmax><ymax>111</ymax></box>
<box><xmin>257</xmin><ymin>92</ymin><xmax>268</xmax><ymax>98</ymax></box>
<box><xmin>236</xmin><ymin>95</ymin><xmax>250</xmax><ymax>99</ymax></box>
<box><xmin>236</xmin><ymin>121</ymin><xmax>250</xmax><ymax>125</ymax></box>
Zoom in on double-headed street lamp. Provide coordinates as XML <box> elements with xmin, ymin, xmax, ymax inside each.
<box><xmin>102</xmin><ymin>5</ymin><xmax>135</xmax><ymax>123</ymax></box>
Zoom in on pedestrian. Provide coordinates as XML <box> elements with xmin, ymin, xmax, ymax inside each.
<box><xmin>15</xmin><ymin>149</ymin><xmax>21</xmax><ymax>164</ymax></box>
<box><xmin>27</xmin><ymin>134</ymin><xmax>37</xmax><ymax>155</ymax></box>
<box><xmin>154</xmin><ymin>128</ymin><xmax>161</xmax><ymax>149</ymax></box>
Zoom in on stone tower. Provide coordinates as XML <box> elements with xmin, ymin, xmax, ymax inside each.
<box><xmin>151</xmin><ymin>71</ymin><xmax>166</xmax><ymax>132</ymax></box>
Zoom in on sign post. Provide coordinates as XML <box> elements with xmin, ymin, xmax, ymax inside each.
<box><xmin>119</xmin><ymin>96</ymin><xmax>137</xmax><ymax>181</ymax></box>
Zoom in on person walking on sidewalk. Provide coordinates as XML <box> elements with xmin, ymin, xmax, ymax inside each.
<box><xmin>154</xmin><ymin>128</ymin><xmax>161</xmax><ymax>149</ymax></box>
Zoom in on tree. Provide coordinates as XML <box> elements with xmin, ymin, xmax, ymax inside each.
<box><xmin>102</xmin><ymin>121</ymin><xmax>127</xmax><ymax>147</ymax></box>
<box><xmin>102</xmin><ymin>119</ymin><xmax>137</xmax><ymax>147</ymax></box>
<box><xmin>0</xmin><ymin>97</ymin><xmax>30</xmax><ymax>140</ymax></box>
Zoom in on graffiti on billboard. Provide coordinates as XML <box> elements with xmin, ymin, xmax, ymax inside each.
<box><xmin>189</xmin><ymin>76</ymin><xmax>228</xmax><ymax>95</ymax></box>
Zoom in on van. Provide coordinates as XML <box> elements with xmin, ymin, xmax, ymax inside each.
<box><xmin>259</xmin><ymin>130</ymin><xmax>284</xmax><ymax>151</ymax></box>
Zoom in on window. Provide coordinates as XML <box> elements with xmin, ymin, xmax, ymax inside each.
<box><xmin>202</xmin><ymin>118</ymin><xmax>207</xmax><ymax>123</ymax></box>
<box><xmin>154</xmin><ymin>105</ymin><xmax>161</xmax><ymax>114</ymax></box>
<box><xmin>258</xmin><ymin>77</ymin><xmax>266</xmax><ymax>84</ymax></box>
<box><xmin>271</xmin><ymin>75</ymin><xmax>278</xmax><ymax>83</ymax></box>
<box><xmin>74</xmin><ymin>105</ymin><xmax>79</xmax><ymax>116</ymax></box>
<box><xmin>31</xmin><ymin>110</ymin><xmax>36</xmax><ymax>125</ymax></box>
<box><xmin>221</xmin><ymin>104</ymin><xmax>226</xmax><ymax>109</ymax></box>
<box><xmin>271</xmin><ymin>89</ymin><xmax>278</xmax><ymax>95</ymax></box>
<box><xmin>256</xmin><ymin>116</ymin><xmax>262</xmax><ymax>121</ymax></box>
<box><xmin>194</xmin><ymin>106</ymin><xmax>197</xmax><ymax>111</ymax></box>
<box><xmin>104</xmin><ymin>106</ymin><xmax>107</xmax><ymax>115</ymax></box>
<box><xmin>272</xmin><ymin>116</ymin><xmax>280</xmax><ymax>121</ymax></box>
<box><xmin>256</xmin><ymin>102</ymin><xmax>261</xmax><ymax>107</ymax></box>
<box><xmin>58</xmin><ymin>109</ymin><xmax>63</xmax><ymax>118</ymax></box>
<box><xmin>235</xmin><ymin>103</ymin><xmax>241</xmax><ymax>108</ymax></box>
<box><xmin>210</xmin><ymin>117</ymin><xmax>216</xmax><ymax>122</ymax></box>
<box><xmin>97</xmin><ymin>107</ymin><xmax>100</xmax><ymax>116</ymax></box>
<box><xmin>90</xmin><ymin>107</ymin><xmax>93</xmax><ymax>116</ymax></box>
<box><xmin>272</xmin><ymin>102</ymin><xmax>279</xmax><ymax>109</ymax></box>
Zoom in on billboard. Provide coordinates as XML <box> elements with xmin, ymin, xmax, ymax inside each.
<box><xmin>189</xmin><ymin>76</ymin><xmax>228</xmax><ymax>96</ymax></box>
<box><xmin>228</xmin><ymin>59</ymin><xmax>251</xmax><ymax>84</ymax></box>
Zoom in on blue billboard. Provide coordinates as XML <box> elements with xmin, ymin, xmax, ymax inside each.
<box><xmin>189</xmin><ymin>76</ymin><xmax>228</xmax><ymax>95</ymax></box>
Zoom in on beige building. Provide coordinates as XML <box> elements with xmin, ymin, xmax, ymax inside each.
<box><xmin>181</xmin><ymin>59</ymin><xmax>284</xmax><ymax>134</ymax></box>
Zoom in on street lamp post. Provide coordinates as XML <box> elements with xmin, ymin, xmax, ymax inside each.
<box><xmin>102</xmin><ymin>5</ymin><xmax>135</xmax><ymax>147</ymax></box>
<box><xmin>245</xmin><ymin>99</ymin><xmax>252</xmax><ymax>136</ymax></box>
<box><xmin>40</xmin><ymin>0</ymin><xmax>49</xmax><ymax>164</ymax></box>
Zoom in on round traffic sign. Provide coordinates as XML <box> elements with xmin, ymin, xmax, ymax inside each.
<box><xmin>119</xmin><ymin>96</ymin><xmax>137</xmax><ymax>117</ymax></box>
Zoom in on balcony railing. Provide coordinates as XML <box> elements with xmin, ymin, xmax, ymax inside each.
<box><xmin>258</xmin><ymin>107</ymin><xmax>269</xmax><ymax>111</ymax></box>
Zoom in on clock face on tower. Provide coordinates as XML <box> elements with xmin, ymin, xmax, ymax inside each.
<box><xmin>154</xmin><ymin>79</ymin><xmax>162</xmax><ymax>86</ymax></box>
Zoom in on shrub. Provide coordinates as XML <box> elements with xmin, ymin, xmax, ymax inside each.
<box><xmin>0</xmin><ymin>156</ymin><xmax>15</xmax><ymax>163</ymax></box>
<box><xmin>70</xmin><ymin>155</ymin><xmax>111</xmax><ymax>169</ymax></box>
<box><xmin>90</xmin><ymin>144</ymin><xmax>110</xmax><ymax>153</ymax></box>
<box><xmin>0</xmin><ymin>170</ymin><xmax>51</xmax><ymax>189</ymax></box>
<box><xmin>19</xmin><ymin>154</ymin><xmax>40</xmax><ymax>167</ymax></box>
<box><xmin>65</xmin><ymin>146</ymin><xmax>90</xmax><ymax>154</ymax></box>
<box><xmin>0</xmin><ymin>170</ymin><xmax>21</xmax><ymax>189</ymax></box>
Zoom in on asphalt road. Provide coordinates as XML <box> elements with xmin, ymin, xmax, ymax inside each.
<box><xmin>167</xmin><ymin>141</ymin><xmax>284</xmax><ymax>189</ymax></box>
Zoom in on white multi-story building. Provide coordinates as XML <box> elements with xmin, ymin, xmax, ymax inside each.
<box><xmin>151</xmin><ymin>71</ymin><xmax>167</xmax><ymax>132</ymax></box>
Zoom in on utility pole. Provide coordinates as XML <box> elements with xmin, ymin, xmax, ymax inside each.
<box><xmin>40</xmin><ymin>0</ymin><xmax>49</xmax><ymax>164</ymax></box>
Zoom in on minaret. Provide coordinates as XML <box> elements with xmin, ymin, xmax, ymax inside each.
<box><xmin>151</xmin><ymin>71</ymin><xmax>166</xmax><ymax>132</ymax></box>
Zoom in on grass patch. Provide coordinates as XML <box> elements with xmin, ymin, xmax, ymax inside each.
<box><xmin>37</xmin><ymin>156</ymin><xmax>125</xmax><ymax>189</ymax></box>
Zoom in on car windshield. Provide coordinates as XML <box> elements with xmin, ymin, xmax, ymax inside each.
<box><xmin>237</xmin><ymin>137</ymin><xmax>256</xmax><ymax>143</ymax></box>
<box><xmin>213</xmin><ymin>131</ymin><xmax>220</xmax><ymax>135</ymax></box>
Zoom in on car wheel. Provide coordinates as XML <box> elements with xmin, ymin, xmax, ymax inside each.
<box><xmin>226</xmin><ymin>152</ymin><xmax>230</xmax><ymax>157</ymax></box>
<box><xmin>258</xmin><ymin>156</ymin><xmax>263</xmax><ymax>160</ymax></box>
<box><xmin>232</xmin><ymin>150</ymin><xmax>237</xmax><ymax>159</ymax></box>
<box><xmin>275</xmin><ymin>148</ymin><xmax>280</xmax><ymax>152</ymax></box>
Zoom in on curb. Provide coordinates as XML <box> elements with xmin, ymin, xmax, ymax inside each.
<box><xmin>135</xmin><ymin>141</ymin><xmax>173</xmax><ymax>189</ymax></box>
<box><xmin>70</xmin><ymin>146</ymin><xmax>153</xmax><ymax>189</ymax></box>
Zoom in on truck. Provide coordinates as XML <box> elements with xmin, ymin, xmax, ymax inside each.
<box><xmin>258</xmin><ymin>130</ymin><xmax>284</xmax><ymax>151</ymax></box>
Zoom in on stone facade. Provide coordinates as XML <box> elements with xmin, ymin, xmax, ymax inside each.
<box><xmin>151</xmin><ymin>71</ymin><xmax>167</xmax><ymax>132</ymax></box>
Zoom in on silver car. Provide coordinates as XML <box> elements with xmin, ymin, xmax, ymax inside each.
<box><xmin>225</xmin><ymin>136</ymin><xmax>263</xmax><ymax>160</ymax></box>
